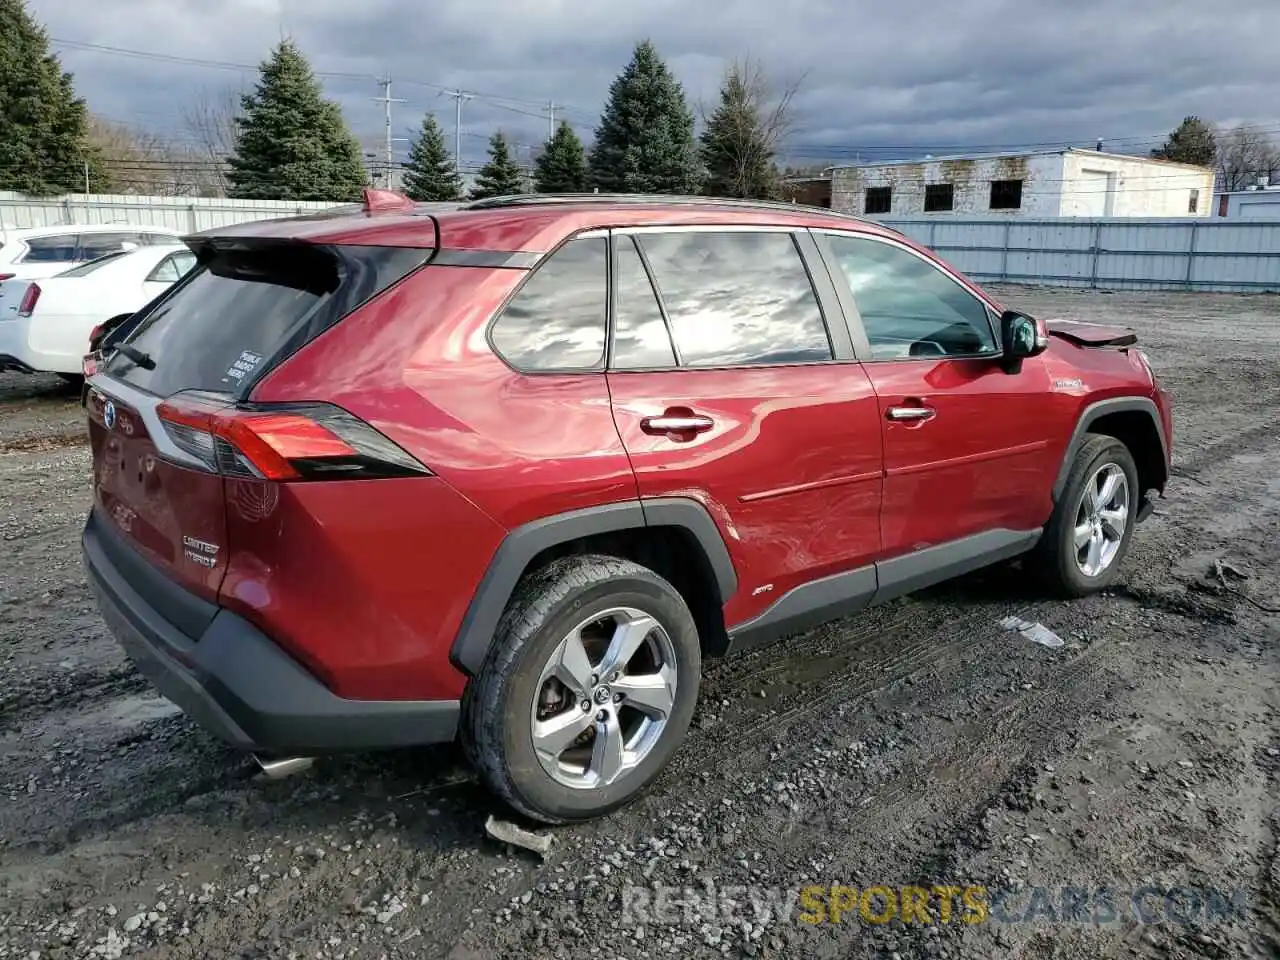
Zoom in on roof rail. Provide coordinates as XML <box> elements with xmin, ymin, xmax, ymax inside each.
<box><xmin>462</xmin><ymin>192</ymin><xmax>880</xmax><ymax>226</ymax></box>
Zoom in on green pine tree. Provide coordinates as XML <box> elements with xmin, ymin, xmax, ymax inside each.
<box><xmin>1151</xmin><ymin>116</ymin><xmax>1217</xmax><ymax>168</ymax></box>
<box><xmin>227</xmin><ymin>40</ymin><xmax>368</xmax><ymax>201</ymax></box>
<box><xmin>403</xmin><ymin>114</ymin><xmax>462</xmax><ymax>201</ymax></box>
<box><xmin>700</xmin><ymin>64</ymin><xmax>780</xmax><ymax>199</ymax></box>
<box><xmin>589</xmin><ymin>40</ymin><xmax>700</xmax><ymax>194</ymax></box>
<box><xmin>0</xmin><ymin>0</ymin><xmax>108</xmax><ymax>196</ymax></box>
<box><xmin>534</xmin><ymin>121</ymin><xmax>589</xmax><ymax>193</ymax></box>
<box><xmin>470</xmin><ymin>132</ymin><xmax>525</xmax><ymax>200</ymax></box>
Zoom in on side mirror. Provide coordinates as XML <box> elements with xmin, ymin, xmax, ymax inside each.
<box><xmin>1000</xmin><ymin>310</ymin><xmax>1049</xmax><ymax>373</ymax></box>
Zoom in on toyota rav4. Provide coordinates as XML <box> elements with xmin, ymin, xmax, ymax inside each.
<box><xmin>82</xmin><ymin>191</ymin><xmax>1173</xmax><ymax>823</ymax></box>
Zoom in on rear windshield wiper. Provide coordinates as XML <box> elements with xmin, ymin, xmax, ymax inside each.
<box><xmin>115</xmin><ymin>344</ymin><xmax>156</xmax><ymax>370</ymax></box>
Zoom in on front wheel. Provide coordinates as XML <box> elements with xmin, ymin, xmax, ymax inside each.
<box><xmin>1031</xmin><ymin>434</ymin><xmax>1139</xmax><ymax>596</ymax></box>
<box><xmin>462</xmin><ymin>554</ymin><xmax>701</xmax><ymax>823</ymax></box>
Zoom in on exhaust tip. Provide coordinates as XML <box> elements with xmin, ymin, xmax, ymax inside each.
<box><xmin>254</xmin><ymin>755</ymin><xmax>315</xmax><ymax>780</ymax></box>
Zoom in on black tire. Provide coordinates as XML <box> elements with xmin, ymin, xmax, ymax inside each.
<box><xmin>461</xmin><ymin>554</ymin><xmax>701</xmax><ymax>824</ymax></box>
<box><xmin>1032</xmin><ymin>434</ymin><xmax>1139</xmax><ymax>597</ymax></box>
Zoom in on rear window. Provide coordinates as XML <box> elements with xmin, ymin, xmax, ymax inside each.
<box><xmin>104</xmin><ymin>243</ymin><xmax>428</xmax><ymax>397</ymax></box>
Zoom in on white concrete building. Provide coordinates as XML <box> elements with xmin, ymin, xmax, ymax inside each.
<box><xmin>831</xmin><ymin>148</ymin><xmax>1215</xmax><ymax>219</ymax></box>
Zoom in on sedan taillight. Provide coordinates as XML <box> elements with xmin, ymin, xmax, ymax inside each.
<box><xmin>17</xmin><ymin>283</ymin><xmax>40</xmax><ymax>317</ymax></box>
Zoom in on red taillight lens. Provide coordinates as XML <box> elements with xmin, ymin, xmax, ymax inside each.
<box><xmin>0</xmin><ymin>273</ymin><xmax>14</xmax><ymax>282</ymax></box>
<box><xmin>17</xmin><ymin>283</ymin><xmax>40</xmax><ymax>317</ymax></box>
<box><xmin>155</xmin><ymin>396</ymin><xmax>426</xmax><ymax>482</ymax></box>
<box><xmin>88</xmin><ymin>323</ymin><xmax>105</xmax><ymax>345</ymax></box>
<box><xmin>83</xmin><ymin>354</ymin><xmax>99</xmax><ymax>378</ymax></box>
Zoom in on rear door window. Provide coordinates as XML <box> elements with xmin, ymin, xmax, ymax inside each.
<box><xmin>104</xmin><ymin>243</ymin><xmax>428</xmax><ymax>397</ymax></box>
<box><xmin>611</xmin><ymin>236</ymin><xmax>677</xmax><ymax>369</ymax></box>
<box><xmin>77</xmin><ymin>232</ymin><xmax>143</xmax><ymax>260</ymax></box>
<box><xmin>636</xmin><ymin>231</ymin><xmax>832</xmax><ymax>367</ymax></box>
<box><xmin>20</xmin><ymin>234</ymin><xmax>79</xmax><ymax>263</ymax></box>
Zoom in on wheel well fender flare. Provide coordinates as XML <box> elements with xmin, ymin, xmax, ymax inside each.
<box><xmin>1052</xmin><ymin>397</ymin><xmax>1169</xmax><ymax>502</ymax></box>
<box><xmin>449</xmin><ymin>497</ymin><xmax>737</xmax><ymax>675</ymax></box>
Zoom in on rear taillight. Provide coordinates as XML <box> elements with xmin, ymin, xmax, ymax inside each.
<box><xmin>155</xmin><ymin>395</ymin><xmax>430</xmax><ymax>481</ymax></box>
<box><xmin>88</xmin><ymin>323</ymin><xmax>105</xmax><ymax>346</ymax></box>
<box><xmin>17</xmin><ymin>283</ymin><xmax>40</xmax><ymax>317</ymax></box>
<box><xmin>0</xmin><ymin>273</ymin><xmax>14</xmax><ymax>282</ymax></box>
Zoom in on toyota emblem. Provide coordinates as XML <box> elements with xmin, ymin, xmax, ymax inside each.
<box><xmin>103</xmin><ymin>400</ymin><xmax>117</xmax><ymax>430</ymax></box>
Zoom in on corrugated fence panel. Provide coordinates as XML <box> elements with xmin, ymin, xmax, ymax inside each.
<box><xmin>881</xmin><ymin>216</ymin><xmax>1280</xmax><ymax>292</ymax></box>
<box><xmin>0</xmin><ymin>191</ymin><xmax>341</xmax><ymax>234</ymax></box>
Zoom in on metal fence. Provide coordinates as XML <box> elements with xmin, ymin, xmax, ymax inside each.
<box><xmin>0</xmin><ymin>191</ymin><xmax>342</xmax><ymax>234</ymax></box>
<box><xmin>880</xmin><ymin>216</ymin><xmax>1280</xmax><ymax>293</ymax></box>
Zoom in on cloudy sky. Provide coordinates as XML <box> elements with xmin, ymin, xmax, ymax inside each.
<box><xmin>27</xmin><ymin>0</ymin><xmax>1279</xmax><ymax>171</ymax></box>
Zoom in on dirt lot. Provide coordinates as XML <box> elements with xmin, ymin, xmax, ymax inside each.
<box><xmin>1</xmin><ymin>287</ymin><xmax>1277</xmax><ymax>960</ymax></box>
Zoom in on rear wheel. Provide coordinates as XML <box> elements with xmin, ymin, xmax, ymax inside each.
<box><xmin>462</xmin><ymin>554</ymin><xmax>700</xmax><ymax>823</ymax></box>
<box><xmin>1032</xmin><ymin>434</ymin><xmax>1139</xmax><ymax>596</ymax></box>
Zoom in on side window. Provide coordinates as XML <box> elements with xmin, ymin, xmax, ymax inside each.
<box><xmin>636</xmin><ymin>231</ymin><xmax>831</xmax><ymax>367</ymax></box>
<box><xmin>611</xmin><ymin>236</ymin><xmax>676</xmax><ymax>369</ymax></box>
<box><xmin>146</xmin><ymin>254</ymin><xmax>191</xmax><ymax>284</ymax></box>
<box><xmin>20</xmin><ymin>234</ymin><xmax>78</xmax><ymax>263</ymax></box>
<box><xmin>490</xmin><ymin>237</ymin><xmax>607</xmax><ymax>371</ymax></box>
<box><xmin>825</xmin><ymin>235</ymin><xmax>998</xmax><ymax>360</ymax></box>
<box><xmin>77</xmin><ymin>232</ymin><xmax>141</xmax><ymax>260</ymax></box>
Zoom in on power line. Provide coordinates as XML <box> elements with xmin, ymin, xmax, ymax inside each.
<box><xmin>51</xmin><ymin>36</ymin><xmax>597</xmax><ymax>123</ymax></box>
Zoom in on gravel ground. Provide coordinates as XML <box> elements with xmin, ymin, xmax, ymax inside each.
<box><xmin>1</xmin><ymin>287</ymin><xmax>1277</xmax><ymax>960</ymax></box>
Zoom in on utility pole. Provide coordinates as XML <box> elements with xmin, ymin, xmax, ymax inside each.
<box><xmin>373</xmin><ymin>75</ymin><xmax>407</xmax><ymax>188</ymax></box>
<box><xmin>546</xmin><ymin>100</ymin><xmax>556</xmax><ymax>143</ymax></box>
<box><xmin>440</xmin><ymin>89</ymin><xmax>474</xmax><ymax>175</ymax></box>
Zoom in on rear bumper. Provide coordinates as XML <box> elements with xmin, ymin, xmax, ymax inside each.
<box><xmin>82</xmin><ymin>509</ymin><xmax>460</xmax><ymax>754</ymax></box>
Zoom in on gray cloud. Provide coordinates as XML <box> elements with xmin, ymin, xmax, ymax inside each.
<box><xmin>27</xmin><ymin>0</ymin><xmax>1279</xmax><ymax>171</ymax></box>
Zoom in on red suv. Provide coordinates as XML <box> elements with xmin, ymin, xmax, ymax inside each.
<box><xmin>82</xmin><ymin>191</ymin><xmax>1172</xmax><ymax>823</ymax></box>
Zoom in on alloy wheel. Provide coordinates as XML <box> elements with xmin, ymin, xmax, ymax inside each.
<box><xmin>530</xmin><ymin>607</ymin><xmax>678</xmax><ymax>790</ymax></box>
<box><xmin>1073</xmin><ymin>462</ymin><xmax>1130</xmax><ymax>577</ymax></box>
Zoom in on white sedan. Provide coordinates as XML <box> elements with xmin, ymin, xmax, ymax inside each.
<box><xmin>0</xmin><ymin>223</ymin><xmax>182</xmax><ymax>281</ymax></box>
<box><xmin>0</xmin><ymin>244</ymin><xmax>196</xmax><ymax>378</ymax></box>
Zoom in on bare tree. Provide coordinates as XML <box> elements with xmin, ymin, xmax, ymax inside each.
<box><xmin>699</xmin><ymin>57</ymin><xmax>806</xmax><ymax>199</ymax></box>
<box><xmin>1216</xmin><ymin>123</ymin><xmax>1280</xmax><ymax>191</ymax></box>
<box><xmin>88</xmin><ymin>117</ymin><xmax>210</xmax><ymax>196</ymax></box>
<box><xmin>181</xmin><ymin>85</ymin><xmax>242</xmax><ymax>197</ymax></box>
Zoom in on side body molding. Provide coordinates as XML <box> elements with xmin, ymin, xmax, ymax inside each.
<box><xmin>726</xmin><ymin>528</ymin><xmax>1042</xmax><ymax>655</ymax></box>
<box><xmin>449</xmin><ymin>497</ymin><xmax>738</xmax><ymax>675</ymax></box>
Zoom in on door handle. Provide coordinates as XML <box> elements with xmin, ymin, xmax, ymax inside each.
<box><xmin>641</xmin><ymin>413</ymin><xmax>714</xmax><ymax>435</ymax></box>
<box><xmin>886</xmin><ymin>405</ymin><xmax>936</xmax><ymax>422</ymax></box>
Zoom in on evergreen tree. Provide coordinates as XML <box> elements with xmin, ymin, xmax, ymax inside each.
<box><xmin>534</xmin><ymin>121</ymin><xmax>589</xmax><ymax>193</ymax></box>
<box><xmin>0</xmin><ymin>0</ymin><xmax>108</xmax><ymax>195</ymax></box>
<box><xmin>227</xmin><ymin>40</ymin><xmax>368</xmax><ymax>201</ymax></box>
<box><xmin>403</xmin><ymin>114</ymin><xmax>462</xmax><ymax>201</ymax></box>
<box><xmin>1151</xmin><ymin>116</ymin><xmax>1217</xmax><ymax>168</ymax></box>
<box><xmin>470</xmin><ymin>132</ymin><xmax>525</xmax><ymax>200</ymax></box>
<box><xmin>700</xmin><ymin>64</ymin><xmax>779</xmax><ymax>199</ymax></box>
<box><xmin>589</xmin><ymin>40</ymin><xmax>700</xmax><ymax>194</ymax></box>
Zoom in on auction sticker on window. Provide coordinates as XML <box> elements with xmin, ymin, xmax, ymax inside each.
<box><xmin>223</xmin><ymin>350</ymin><xmax>264</xmax><ymax>385</ymax></box>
